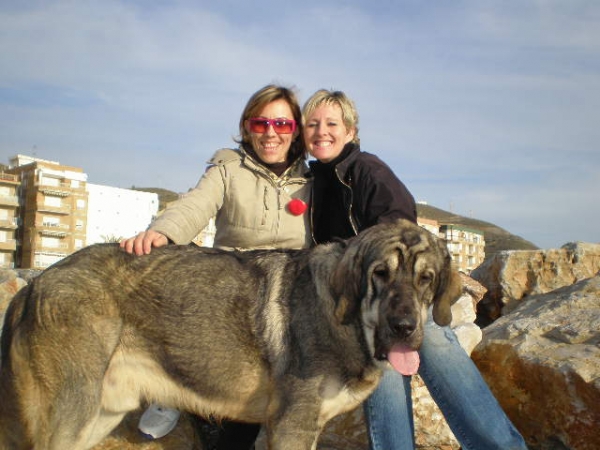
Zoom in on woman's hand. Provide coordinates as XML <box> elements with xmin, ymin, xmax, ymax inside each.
<box><xmin>120</xmin><ymin>230</ymin><xmax>169</xmax><ymax>256</ymax></box>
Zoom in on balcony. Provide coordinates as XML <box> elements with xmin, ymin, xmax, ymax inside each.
<box><xmin>36</xmin><ymin>179</ymin><xmax>80</xmax><ymax>197</ymax></box>
<box><xmin>37</xmin><ymin>242</ymin><xmax>69</xmax><ymax>251</ymax></box>
<box><xmin>0</xmin><ymin>172</ymin><xmax>19</xmax><ymax>184</ymax></box>
<box><xmin>0</xmin><ymin>239</ymin><xmax>17</xmax><ymax>251</ymax></box>
<box><xmin>38</xmin><ymin>228</ymin><xmax>70</xmax><ymax>238</ymax></box>
<box><xmin>37</xmin><ymin>221</ymin><xmax>70</xmax><ymax>236</ymax></box>
<box><xmin>38</xmin><ymin>221</ymin><xmax>70</xmax><ymax>230</ymax></box>
<box><xmin>39</xmin><ymin>187</ymin><xmax>71</xmax><ymax>197</ymax></box>
<box><xmin>0</xmin><ymin>195</ymin><xmax>19</xmax><ymax>207</ymax></box>
<box><xmin>0</xmin><ymin>218</ymin><xmax>18</xmax><ymax>229</ymax></box>
<box><xmin>37</xmin><ymin>204</ymin><xmax>72</xmax><ymax>214</ymax></box>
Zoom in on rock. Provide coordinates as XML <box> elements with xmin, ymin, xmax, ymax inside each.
<box><xmin>472</xmin><ymin>275</ymin><xmax>600</xmax><ymax>450</ymax></box>
<box><xmin>450</xmin><ymin>274</ymin><xmax>485</xmax><ymax>355</ymax></box>
<box><xmin>471</xmin><ymin>242</ymin><xmax>600</xmax><ymax>324</ymax></box>
<box><xmin>0</xmin><ymin>269</ymin><xmax>28</xmax><ymax>327</ymax></box>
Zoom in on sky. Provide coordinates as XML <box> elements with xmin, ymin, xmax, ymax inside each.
<box><xmin>1</xmin><ymin>0</ymin><xmax>598</xmax><ymax>250</ymax></box>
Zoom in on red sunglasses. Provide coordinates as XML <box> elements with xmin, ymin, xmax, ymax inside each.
<box><xmin>247</xmin><ymin>118</ymin><xmax>297</xmax><ymax>134</ymax></box>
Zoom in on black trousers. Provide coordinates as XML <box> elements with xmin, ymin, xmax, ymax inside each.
<box><xmin>191</xmin><ymin>416</ymin><xmax>261</xmax><ymax>450</ymax></box>
<box><xmin>214</xmin><ymin>420</ymin><xmax>261</xmax><ymax>450</ymax></box>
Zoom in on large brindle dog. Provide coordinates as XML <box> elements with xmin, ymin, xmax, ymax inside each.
<box><xmin>0</xmin><ymin>219</ymin><xmax>462</xmax><ymax>450</ymax></box>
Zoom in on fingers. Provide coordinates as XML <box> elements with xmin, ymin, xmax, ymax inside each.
<box><xmin>119</xmin><ymin>231</ymin><xmax>168</xmax><ymax>256</ymax></box>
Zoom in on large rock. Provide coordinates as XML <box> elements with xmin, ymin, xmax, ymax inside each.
<box><xmin>472</xmin><ymin>275</ymin><xmax>600</xmax><ymax>450</ymax></box>
<box><xmin>1</xmin><ymin>270</ymin><xmax>484</xmax><ymax>450</ymax></box>
<box><xmin>0</xmin><ymin>269</ymin><xmax>28</xmax><ymax>329</ymax></box>
<box><xmin>471</xmin><ymin>242</ymin><xmax>600</xmax><ymax>324</ymax></box>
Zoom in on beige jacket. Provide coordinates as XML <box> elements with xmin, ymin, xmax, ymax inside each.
<box><xmin>151</xmin><ymin>147</ymin><xmax>312</xmax><ymax>250</ymax></box>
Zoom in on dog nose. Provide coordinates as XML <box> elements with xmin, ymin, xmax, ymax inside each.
<box><xmin>389</xmin><ymin>317</ymin><xmax>416</xmax><ymax>339</ymax></box>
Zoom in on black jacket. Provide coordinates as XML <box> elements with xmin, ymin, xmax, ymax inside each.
<box><xmin>309</xmin><ymin>143</ymin><xmax>416</xmax><ymax>245</ymax></box>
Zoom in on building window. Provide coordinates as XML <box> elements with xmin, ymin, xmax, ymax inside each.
<box><xmin>43</xmin><ymin>216</ymin><xmax>60</xmax><ymax>227</ymax></box>
<box><xmin>45</xmin><ymin>195</ymin><xmax>62</xmax><ymax>207</ymax></box>
<box><xmin>41</xmin><ymin>176</ymin><xmax>60</xmax><ymax>187</ymax></box>
<box><xmin>41</xmin><ymin>236</ymin><xmax>62</xmax><ymax>248</ymax></box>
<box><xmin>35</xmin><ymin>253</ymin><xmax>64</xmax><ymax>268</ymax></box>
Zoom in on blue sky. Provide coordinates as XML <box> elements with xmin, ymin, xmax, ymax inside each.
<box><xmin>1</xmin><ymin>0</ymin><xmax>598</xmax><ymax>249</ymax></box>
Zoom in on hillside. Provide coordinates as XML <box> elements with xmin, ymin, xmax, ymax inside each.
<box><xmin>416</xmin><ymin>203</ymin><xmax>538</xmax><ymax>257</ymax></box>
<box><xmin>134</xmin><ymin>187</ymin><xmax>537</xmax><ymax>258</ymax></box>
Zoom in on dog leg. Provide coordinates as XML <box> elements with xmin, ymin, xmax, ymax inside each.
<box><xmin>22</xmin><ymin>317</ymin><xmax>125</xmax><ymax>450</ymax></box>
<box><xmin>265</xmin><ymin>387</ymin><xmax>323</xmax><ymax>450</ymax></box>
<box><xmin>266</xmin><ymin>418</ymin><xmax>320</xmax><ymax>450</ymax></box>
<box><xmin>75</xmin><ymin>409</ymin><xmax>129</xmax><ymax>449</ymax></box>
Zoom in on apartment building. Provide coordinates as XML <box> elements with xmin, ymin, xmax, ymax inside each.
<box><xmin>417</xmin><ymin>218</ymin><xmax>486</xmax><ymax>273</ymax></box>
<box><xmin>7</xmin><ymin>155</ymin><xmax>89</xmax><ymax>269</ymax></box>
<box><xmin>417</xmin><ymin>217</ymin><xmax>441</xmax><ymax>236</ymax></box>
<box><xmin>439</xmin><ymin>224</ymin><xmax>485</xmax><ymax>274</ymax></box>
<box><xmin>0</xmin><ymin>172</ymin><xmax>20</xmax><ymax>268</ymax></box>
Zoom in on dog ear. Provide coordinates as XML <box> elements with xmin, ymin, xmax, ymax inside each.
<box><xmin>431</xmin><ymin>265</ymin><xmax>463</xmax><ymax>326</ymax></box>
<box><xmin>330</xmin><ymin>247</ymin><xmax>364</xmax><ymax>324</ymax></box>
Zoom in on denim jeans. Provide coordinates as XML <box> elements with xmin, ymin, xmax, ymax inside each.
<box><xmin>364</xmin><ymin>317</ymin><xmax>528</xmax><ymax>450</ymax></box>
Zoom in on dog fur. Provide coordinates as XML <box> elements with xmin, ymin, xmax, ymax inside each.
<box><xmin>0</xmin><ymin>219</ymin><xmax>462</xmax><ymax>450</ymax></box>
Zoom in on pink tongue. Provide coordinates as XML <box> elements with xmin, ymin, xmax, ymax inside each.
<box><xmin>388</xmin><ymin>344</ymin><xmax>420</xmax><ymax>376</ymax></box>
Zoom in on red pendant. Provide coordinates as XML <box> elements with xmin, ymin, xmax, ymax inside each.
<box><xmin>288</xmin><ymin>198</ymin><xmax>307</xmax><ymax>216</ymax></box>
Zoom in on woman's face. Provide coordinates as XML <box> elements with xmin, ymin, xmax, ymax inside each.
<box><xmin>245</xmin><ymin>99</ymin><xmax>298</xmax><ymax>164</ymax></box>
<box><xmin>303</xmin><ymin>103</ymin><xmax>355</xmax><ymax>163</ymax></box>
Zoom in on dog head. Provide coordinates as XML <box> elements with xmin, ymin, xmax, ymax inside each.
<box><xmin>331</xmin><ymin>219</ymin><xmax>463</xmax><ymax>374</ymax></box>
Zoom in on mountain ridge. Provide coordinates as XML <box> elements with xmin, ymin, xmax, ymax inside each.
<box><xmin>134</xmin><ymin>187</ymin><xmax>539</xmax><ymax>259</ymax></box>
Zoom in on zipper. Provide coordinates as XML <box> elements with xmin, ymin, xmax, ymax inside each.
<box><xmin>335</xmin><ymin>169</ymin><xmax>359</xmax><ymax>236</ymax></box>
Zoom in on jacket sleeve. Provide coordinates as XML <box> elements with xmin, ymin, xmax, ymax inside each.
<box><xmin>150</xmin><ymin>164</ymin><xmax>225</xmax><ymax>244</ymax></box>
<box><xmin>360</xmin><ymin>160</ymin><xmax>417</xmax><ymax>227</ymax></box>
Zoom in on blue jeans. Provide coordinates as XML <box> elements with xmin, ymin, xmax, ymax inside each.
<box><xmin>364</xmin><ymin>318</ymin><xmax>528</xmax><ymax>450</ymax></box>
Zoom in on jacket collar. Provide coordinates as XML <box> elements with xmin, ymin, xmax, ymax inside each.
<box><xmin>308</xmin><ymin>142</ymin><xmax>360</xmax><ymax>178</ymax></box>
<box><xmin>240</xmin><ymin>146</ymin><xmax>308</xmax><ymax>181</ymax></box>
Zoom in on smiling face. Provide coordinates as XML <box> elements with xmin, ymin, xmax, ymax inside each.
<box><xmin>245</xmin><ymin>98</ymin><xmax>298</xmax><ymax>164</ymax></box>
<box><xmin>303</xmin><ymin>103</ymin><xmax>355</xmax><ymax>163</ymax></box>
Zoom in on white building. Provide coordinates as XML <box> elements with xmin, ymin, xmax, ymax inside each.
<box><xmin>86</xmin><ymin>183</ymin><xmax>159</xmax><ymax>245</ymax></box>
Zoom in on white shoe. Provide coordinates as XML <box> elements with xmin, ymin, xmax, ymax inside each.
<box><xmin>138</xmin><ymin>404</ymin><xmax>181</xmax><ymax>439</ymax></box>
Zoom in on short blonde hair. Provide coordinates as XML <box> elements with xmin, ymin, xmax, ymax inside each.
<box><xmin>302</xmin><ymin>89</ymin><xmax>360</xmax><ymax>145</ymax></box>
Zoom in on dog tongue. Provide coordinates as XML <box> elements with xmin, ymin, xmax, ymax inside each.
<box><xmin>388</xmin><ymin>344</ymin><xmax>420</xmax><ymax>376</ymax></box>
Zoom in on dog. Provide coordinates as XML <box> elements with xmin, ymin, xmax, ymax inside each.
<box><xmin>0</xmin><ymin>219</ymin><xmax>462</xmax><ymax>450</ymax></box>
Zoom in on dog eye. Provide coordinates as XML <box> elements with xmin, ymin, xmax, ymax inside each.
<box><xmin>419</xmin><ymin>272</ymin><xmax>434</xmax><ymax>285</ymax></box>
<box><xmin>373</xmin><ymin>264</ymin><xmax>389</xmax><ymax>279</ymax></box>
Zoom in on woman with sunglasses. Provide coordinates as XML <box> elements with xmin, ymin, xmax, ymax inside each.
<box><xmin>121</xmin><ymin>84</ymin><xmax>310</xmax><ymax>449</ymax></box>
<box><xmin>122</xmin><ymin>84</ymin><xmax>310</xmax><ymax>256</ymax></box>
<box><xmin>302</xmin><ymin>88</ymin><xmax>528</xmax><ymax>450</ymax></box>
